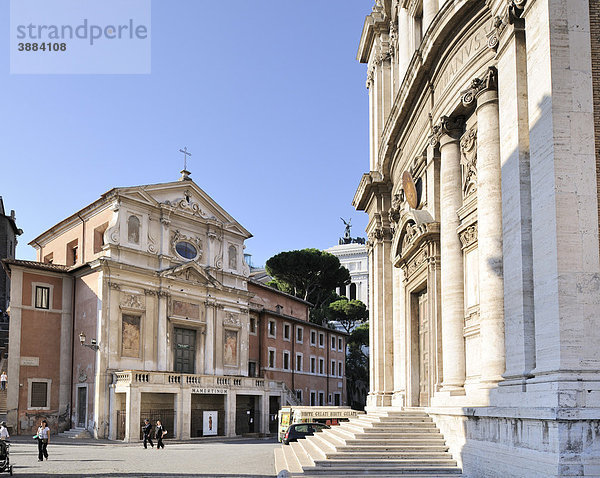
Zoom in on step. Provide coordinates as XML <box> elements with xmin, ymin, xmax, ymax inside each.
<box><xmin>334</xmin><ymin>445</ymin><xmax>450</xmax><ymax>453</ymax></box>
<box><xmin>290</xmin><ymin>441</ymin><xmax>315</xmax><ymax>468</ymax></box>
<box><xmin>324</xmin><ymin>451</ymin><xmax>454</xmax><ymax>460</ymax></box>
<box><xmin>280</xmin><ymin>443</ymin><xmax>303</xmax><ymax>474</ymax></box>
<box><xmin>301</xmin><ymin>470</ymin><xmax>461</xmax><ymax>477</ymax></box>
<box><xmin>312</xmin><ymin>458</ymin><xmax>458</xmax><ymax>468</ymax></box>
<box><xmin>343</xmin><ymin>439</ymin><xmax>447</xmax><ymax>446</ymax></box>
<box><xmin>349</xmin><ymin>421</ymin><xmax>437</xmax><ymax>429</ymax></box>
<box><xmin>274</xmin><ymin>447</ymin><xmax>287</xmax><ymax>475</ymax></box>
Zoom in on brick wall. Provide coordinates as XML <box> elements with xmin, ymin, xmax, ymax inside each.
<box><xmin>590</xmin><ymin>0</ymin><xmax>600</xmax><ymax>251</ymax></box>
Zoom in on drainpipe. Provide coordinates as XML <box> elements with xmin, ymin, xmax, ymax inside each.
<box><xmin>77</xmin><ymin>214</ymin><xmax>85</xmax><ymax>264</ymax></box>
<box><xmin>69</xmin><ymin>276</ymin><xmax>76</xmax><ymax>430</ymax></box>
<box><xmin>326</xmin><ymin>329</ymin><xmax>329</xmax><ymax>405</ymax></box>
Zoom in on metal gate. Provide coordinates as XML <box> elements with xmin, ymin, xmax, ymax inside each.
<box><xmin>139</xmin><ymin>409</ymin><xmax>176</xmax><ymax>440</ymax></box>
<box><xmin>116</xmin><ymin>410</ymin><xmax>126</xmax><ymax>440</ymax></box>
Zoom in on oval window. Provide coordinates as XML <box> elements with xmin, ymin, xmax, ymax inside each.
<box><xmin>175</xmin><ymin>241</ymin><xmax>197</xmax><ymax>260</ymax></box>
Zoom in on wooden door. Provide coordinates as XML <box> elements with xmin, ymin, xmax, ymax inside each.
<box><xmin>174</xmin><ymin>327</ymin><xmax>196</xmax><ymax>374</ymax></box>
<box><xmin>77</xmin><ymin>387</ymin><xmax>87</xmax><ymax>428</ymax></box>
<box><xmin>418</xmin><ymin>291</ymin><xmax>430</xmax><ymax>406</ymax></box>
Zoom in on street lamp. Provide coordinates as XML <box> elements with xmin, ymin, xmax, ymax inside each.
<box><xmin>79</xmin><ymin>332</ymin><xmax>99</xmax><ymax>351</ymax></box>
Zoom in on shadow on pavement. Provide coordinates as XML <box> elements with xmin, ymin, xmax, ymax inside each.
<box><xmin>9</xmin><ymin>472</ymin><xmax>275</xmax><ymax>477</ymax></box>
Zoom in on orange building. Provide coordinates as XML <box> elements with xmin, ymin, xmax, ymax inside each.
<box><xmin>248</xmin><ymin>281</ymin><xmax>347</xmax><ymax>409</ymax></box>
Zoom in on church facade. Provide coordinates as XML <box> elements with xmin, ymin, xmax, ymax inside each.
<box><xmin>3</xmin><ymin>174</ymin><xmax>296</xmax><ymax>440</ymax></box>
<box><xmin>354</xmin><ymin>0</ymin><xmax>600</xmax><ymax>476</ymax></box>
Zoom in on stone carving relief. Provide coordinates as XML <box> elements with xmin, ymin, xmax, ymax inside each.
<box><xmin>388</xmin><ymin>193</ymin><xmax>403</xmax><ymax>224</ymax></box>
<box><xmin>405</xmin><ymin>248</ymin><xmax>429</xmax><ymax>277</ymax></box>
<box><xmin>429</xmin><ymin>116</ymin><xmax>465</xmax><ymax>146</ymax></box>
<box><xmin>487</xmin><ymin>0</ymin><xmax>527</xmax><ymax>51</ymax></box>
<box><xmin>399</xmin><ymin>222</ymin><xmax>440</xmax><ymax>258</ymax></box>
<box><xmin>162</xmin><ymin>191</ymin><xmax>211</xmax><ymax>219</ymax></box>
<box><xmin>120</xmin><ymin>293</ymin><xmax>145</xmax><ymax>310</ymax></box>
<box><xmin>147</xmin><ymin>229</ymin><xmax>158</xmax><ymax>254</ymax></box>
<box><xmin>461</xmin><ymin>67</ymin><xmax>497</xmax><ymax>107</ymax></box>
<box><xmin>223</xmin><ymin>312</ymin><xmax>241</xmax><ymax>327</ymax></box>
<box><xmin>228</xmin><ymin>244</ymin><xmax>238</xmax><ymax>270</ymax></box>
<box><xmin>460</xmin><ymin>127</ymin><xmax>478</xmax><ymax>199</ymax></box>
<box><xmin>208</xmin><ymin>230</ymin><xmax>223</xmax><ymax>269</ymax></box>
<box><xmin>108</xmin><ymin>282</ymin><xmax>121</xmax><ymax>291</ymax></box>
<box><xmin>459</xmin><ymin>224</ymin><xmax>478</xmax><ymax>249</ymax></box>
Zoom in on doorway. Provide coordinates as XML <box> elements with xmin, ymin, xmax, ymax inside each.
<box><xmin>77</xmin><ymin>386</ymin><xmax>87</xmax><ymax>428</ymax></box>
<box><xmin>417</xmin><ymin>290</ymin><xmax>430</xmax><ymax>406</ymax></box>
<box><xmin>174</xmin><ymin>327</ymin><xmax>196</xmax><ymax>374</ymax></box>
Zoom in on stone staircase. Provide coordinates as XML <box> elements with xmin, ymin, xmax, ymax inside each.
<box><xmin>57</xmin><ymin>427</ymin><xmax>91</xmax><ymax>439</ymax></box>
<box><xmin>275</xmin><ymin>410</ymin><xmax>462</xmax><ymax>477</ymax></box>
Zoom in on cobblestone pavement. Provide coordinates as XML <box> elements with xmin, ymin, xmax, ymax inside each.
<box><xmin>3</xmin><ymin>436</ymin><xmax>278</xmax><ymax>477</ymax></box>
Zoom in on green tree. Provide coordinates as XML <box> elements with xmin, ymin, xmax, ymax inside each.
<box><xmin>265</xmin><ymin>248</ymin><xmax>350</xmax><ymax>323</ymax></box>
<box><xmin>327</xmin><ymin>298</ymin><xmax>368</xmax><ymax>334</ymax></box>
<box><xmin>346</xmin><ymin>322</ymin><xmax>369</xmax><ymax>410</ymax></box>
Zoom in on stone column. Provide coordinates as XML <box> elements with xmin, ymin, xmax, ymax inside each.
<box><xmin>433</xmin><ymin>117</ymin><xmax>466</xmax><ymax>394</ymax></box>
<box><xmin>225</xmin><ymin>391</ymin><xmax>237</xmax><ymax>437</ymax></box>
<box><xmin>397</xmin><ymin>8</ymin><xmax>411</xmax><ymax>82</ymax></box>
<box><xmin>490</xmin><ymin>9</ymin><xmax>536</xmax><ymax>388</ymax></box>
<box><xmin>125</xmin><ymin>387</ymin><xmax>141</xmax><ymax>443</ymax></box>
<box><xmin>392</xmin><ymin>266</ymin><xmax>406</xmax><ymax>407</ymax></box>
<box><xmin>178</xmin><ymin>389</ymin><xmax>191</xmax><ymax>439</ymax></box>
<box><xmin>260</xmin><ymin>393</ymin><xmax>269</xmax><ymax>435</ymax></box>
<box><xmin>462</xmin><ymin>68</ymin><xmax>506</xmax><ymax>386</ymax></box>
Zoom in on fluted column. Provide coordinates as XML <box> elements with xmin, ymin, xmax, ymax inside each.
<box><xmin>422</xmin><ymin>0</ymin><xmax>438</xmax><ymax>35</ymax></box>
<box><xmin>432</xmin><ymin>117</ymin><xmax>466</xmax><ymax>393</ymax></box>
<box><xmin>463</xmin><ymin>68</ymin><xmax>506</xmax><ymax>386</ymax></box>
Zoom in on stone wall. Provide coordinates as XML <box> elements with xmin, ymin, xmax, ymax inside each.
<box><xmin>590</xmin><ymin>0</ymin><xmax>600</xmax><ymax>255</ymax></box>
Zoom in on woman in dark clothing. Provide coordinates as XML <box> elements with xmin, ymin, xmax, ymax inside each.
<box><xmin>142</xmin><ymin>419</ymin><xmax>153</xmax><ymax>449</ymax></box>
<box><xmin>155</xmin><ymin>420</ymin><xmax>167</xmax><ymax>449</ymax></box>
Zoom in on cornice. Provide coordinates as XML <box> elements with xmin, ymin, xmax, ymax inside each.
<box><xmin>353</xmin><ymin>171</ymin><xmax>392</xmax><ymax>211</ymax></box>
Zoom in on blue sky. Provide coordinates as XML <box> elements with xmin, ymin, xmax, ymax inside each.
<box><xmin>1</xmin><ymin>1</ymin><xmax>372</xmax><ymax>267</ymax></box>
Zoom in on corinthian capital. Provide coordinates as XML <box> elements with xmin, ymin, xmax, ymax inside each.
<box><xmin>429</xmin><ymin>116</ymin><xmax>465</xmax><ymax>146</ymax></box>
<box><xmin>460</xmin><ymin>66</ymin><xmax>497</xmax><ymax>107</ymax></box>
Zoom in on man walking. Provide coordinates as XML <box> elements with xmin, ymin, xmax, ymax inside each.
<box><xmin>142</xmin><ymin>419</ymin><xmax>154</xmax><ymax>449</ymax></box>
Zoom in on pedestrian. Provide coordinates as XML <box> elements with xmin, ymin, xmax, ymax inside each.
<box><xmin>1</xmin><ymin>371</ymin><xmax>7</xmax><ymax>391</ymax></box>
<box><xmin>142</xmin><ymin>419</ymin><xmax>154</xmax><ymax>449</ymax></box>
<box><xmin>36</xmin><ymin>419</ymin><xmax>50</xmax><ymax>461</ymax></box>
<box><xmin>0</xmin><ymin>421</ymin><xmax>9</xmax><ymax>440</ymax></box>
<box><xmin>155</xmin><ymin>420</ymin><xmax>167</xmax><ymax>449</ymax></box>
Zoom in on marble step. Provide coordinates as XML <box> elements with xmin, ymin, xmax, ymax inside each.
<box><xmin>311</xmin><ymin>458</ymin><xmax>458</xmax><ymax>468</ymax></box>
<box><xmin>348</xmin><ymin>420</ymin><xmax>437</xmax><ymax>428</ymax></box>
<box><xmin>323</xmin><ymin>451</ymin><xmax>454</xmax><ymax>460</ymax></box>
<box><xmin>327</xmin><ymin>427</ymin><xmax>442</xmax><ymax>440</ymax></box>
<box><xmin>280</xmin><ymin>441</ymin><xmax>303</xmax><ymax>474</ymax></box>
<box><xmin>331</xmin><ymin>445</ymin><xmax>450</xmax><ymax>453</ymax></box>
<box><xmin>299</xmin><ymin>470</ymin><xmax>462</xmax><ymax>477</ymax></box>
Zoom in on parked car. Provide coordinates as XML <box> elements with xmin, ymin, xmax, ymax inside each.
<box><xmin>282</xmin><ymin>422</ymin><xmax>330</xmax><ymax>445</ymax></box>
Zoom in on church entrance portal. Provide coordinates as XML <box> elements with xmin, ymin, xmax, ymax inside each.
<box><xmin>174</xmin><ymin>327</ymin><xmax>196</xmax><ymax>374</ymax></box>
<box><xmin>417</xmin><ymin>290</ymin><xmax>430</xmax><ymax>406</ymax></box>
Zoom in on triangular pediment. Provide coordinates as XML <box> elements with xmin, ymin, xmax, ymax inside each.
<box><xmin>114</xmin><ymin>180</ymin><xmax>251</xmax><ymax>239</ymax></box>
<box><xmin>161</xmin><ymin>262</ymin><xmax>222</xmax><ymax>288</ymax></box>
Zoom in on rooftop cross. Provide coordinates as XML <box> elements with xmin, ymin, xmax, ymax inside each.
<box><xmin>179</xmin><ymin>146</ymin><xmax>192</xmax><ymax>171</ymax></box>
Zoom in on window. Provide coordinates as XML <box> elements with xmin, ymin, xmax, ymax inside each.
<box><xmin>283</xmin><ymin>351</ymin><xmax>290</xmax><ymax>370</ymax></box>
<box><xmin>268</xmin><ymin>349</ymin><xmax>275</xmax><ymax>368</ymax></box>
<box><xmin>338</xmin><ymin>338</ymin><xmax>343</xmax><ymax>351</ymax></box>
<box><xmin>310</xmin><ymin>357</ymin><xmax>316</xmax><ymax>374</ymax></box>
<box><xmin>175</xmin><ymin>241</ymin><xmax>197</xmax><ymax>260</ymax></box>
<box><xmin>66</xmin><ymin>239</ymin><xmax>78</xmax><ymax>266</ymax></box>
<box><xmin>35</xmin><ymin>286</ymin><xmax>50</xmax><ymax>309</ymax></box>
<box><xmin>319</xmin><ymin>332</ymin><xmax>324</xmax><ymax>347</ymax></box>
<box><xmin>93</xmin><ymin>222</ymin><xmax>108</xmax><ymax>254</ymax></box>
<box><xmin>331</xmin><ymin>335</ymin><xmax>336</xmax><ymax>350</ymax></box>
<box><xmin>283</xmin><ymin>323</ymin><xmax>290</xmax><ymax>341</ymax></box>
<box><xmin>318</xmin><ymin>392</ymin><xmax>324</xmax><ymax>406</ymax></box>
<box><xmin>296</xmin><ymin>326</ymin><xmax>303</xmax><ymax>343</ymax></box>
<box><xmin>331</xmin><ymin>360</ymin><xmax>336</xmax><ymax>375</ymax></box>
<box><xmin>296</xmin><ymin>390</ymin><xmax>303</xmax><ymax>402</ymax></box>
<box><xmin>248</xmin><ymin>361</ymin><xmax>257</xmax><ymax>377</ymax></box>
<box><xmin>319</xmin><ymin>358</ymin><xmax>324</xmax><ymax>375</ymax></box>
<box><xmin>268</xmin><ymin>320</ymin><xmax>276</xmax><ymax>338</ymax></box>
<box><xmin>249</xmin><ymin>317</ymin><xmax>257</xmax><ymax>334</ymax></box>
<box><xmin>127</xmin><ymin>215</ymin><xmax>140</xmax><ymax>244</ymax></box>
<box><xmin>334</xmin><ymin>393</ymin><xmax>341</xmax><ymax>406</ymax></box>
<box><xmin>310</xmin><ymin>330</ymin><xmax>316</xmax><ymax>346</ymax></box>
<box><xmin>310</xmin><ymin>391</ymin><xmax>316</xmax><ymax>406</ymax></box>
<box><xmin>43</xmin><ymin>253</ymin><xmax>53</xmax><ymax>264</ymax></box>
<box><xmin>350</xmin><ymin>283</ymin><xmax>357</xmax><ymax>300</ymax></box>
<box><xmin>296</xmin><ymin>354</ymin><xmax>303</xmax><ymax>372</ymax></box>
<box><xmin>28</xmin><ymin>379</ymin><xmax>50</xmax><ymax>409</ymax></box>
<box><xmin>338</xmin><ymin>361</ymin><xmax>343</xmax><ymax>377</ymax></box>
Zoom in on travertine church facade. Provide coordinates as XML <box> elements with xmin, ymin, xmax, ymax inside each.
<box><xmin>354</xmin><ymin>0</ymin><xmax>600</xmax><ymax>475</ymax></box>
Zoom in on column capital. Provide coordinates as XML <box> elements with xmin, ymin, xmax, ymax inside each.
<box><xmin>486</xmin><ymin>0</ymin><xmax>526</xmax><ymax>53</ymax></box>
<box><xmin>461</xmin><ymin>66</ymin><xmax>498</xmax><ymax>107</ymax></box>
<box><xmin>429</xmin><ymin>116</ymin><xmax>465</xmax><ymax>146</ymax></box>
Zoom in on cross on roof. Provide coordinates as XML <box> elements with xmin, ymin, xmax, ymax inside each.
<box><xmin>179</xmin><ymin>147</ymin><xmax>192</xmax><ymax>171</ymax></box>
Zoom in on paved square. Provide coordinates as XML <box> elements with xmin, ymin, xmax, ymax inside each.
<box><xmin>5</xmin><ymin>436</ymin><xmax>278</xmax><ymax>477</ymax></box>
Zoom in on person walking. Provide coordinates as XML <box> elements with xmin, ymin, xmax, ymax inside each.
<box><xmin>0</xmin><ymin>421</ymin><xmax>9</xmax><ymax>440</ymax></box>
<box><xmin>37</xmin><ymin>419</ymin><xmax>50</xmax><ymax>461</ymax></box>
<box><xmin>155</xmin><ymin>420</ymin><xmax>167</xmax><ymax>449</ymax></box>
<box><xmin>1</xmin><ymin>371</ymin><xmax>7</xmax><ymax>391</ymax></box>
<box><xmin>142</xmin><ymin>419</ymin><xmax>154</xmax><ymax>449</ymax></box>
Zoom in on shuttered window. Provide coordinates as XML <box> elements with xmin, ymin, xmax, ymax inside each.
<box><xmin>31</xmin><ymin>382</ymin><xmax>48</xmax><ymax>408</ymax></box>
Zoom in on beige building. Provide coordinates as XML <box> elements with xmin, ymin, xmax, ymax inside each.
<box><xmin>350</xmin><ymin>0</ymin><xmax>600</xmax><ymax>475</ymax></box>
<box><xmin>4</xmin><ymin>172</ymin><xmax>296</xmax><ymax>440</ymax></box>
